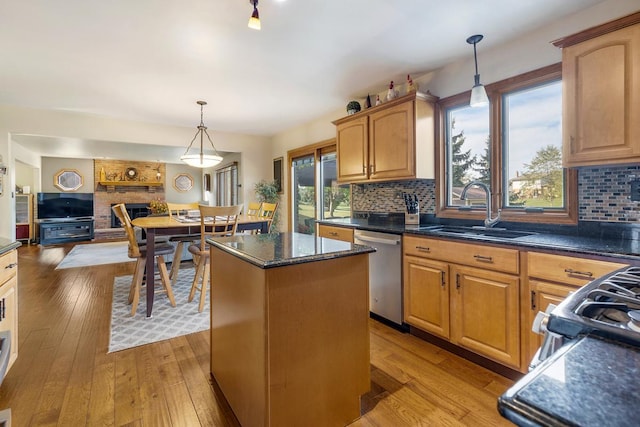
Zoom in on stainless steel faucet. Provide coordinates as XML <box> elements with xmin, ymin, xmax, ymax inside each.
<box><xmin>460</xmin><ymin>181</ymin><xmax>501</xmax><ymax>228</ymax></box>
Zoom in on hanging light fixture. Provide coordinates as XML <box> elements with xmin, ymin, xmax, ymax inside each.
<box><xmin>248</xmin><ymin>0</ymin><xmax>261</xmax><ymax>30</ymax></box>
<box><xmin>180</xmin><ymin>101</ymin><xmax>224</xmax><ymax>168</ymax></box>
<box><xmin>466</xmin><ymin>34</ymin><xmax>489</xmax><ymax>107</ymax></box>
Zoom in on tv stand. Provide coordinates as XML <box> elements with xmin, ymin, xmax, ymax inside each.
<box><xmin>39</xmin><ymin>218</ymin><xmax>94</xmax><ymax>245</ymax></box>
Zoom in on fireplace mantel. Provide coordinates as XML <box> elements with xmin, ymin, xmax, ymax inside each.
<box><xmin>98</xmin><ymin>181</ymin><xmax>163</xmax><ymax>193</ymax></box>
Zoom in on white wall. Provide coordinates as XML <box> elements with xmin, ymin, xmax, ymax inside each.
<box><xmin>0</xmin><ymin>105</ymin><xmax>271</xmax><ymax>239</ymax></box>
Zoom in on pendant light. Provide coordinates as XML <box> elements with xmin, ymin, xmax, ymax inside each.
<box><xmin>248</xmin><ymin>0</ymin><xmax>261</xmax><ymax>30</ymax></box>
<box><xmin>467</xmin><ymin>34</ymin><xmax>489</xmax><ymax>107</ymax></box>
<box><xmin>180</xmin><ymin>101</ymin><xmax>223</xmax><ymax>168</ymax></box>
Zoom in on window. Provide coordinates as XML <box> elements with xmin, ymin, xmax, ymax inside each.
<box><xmin>215</xmin><ymin>162</ymin><xmax>238</xmax><ymax>206</ymax></box>
<box><xmin>437</xmin><ymin>63</ymin><xmax>577</xmax><ymax>224</ymax></box>
<box><xmin>288</xmin><ymin>140</ymin><xmax>351</xmax><ymax>234</ymax></box>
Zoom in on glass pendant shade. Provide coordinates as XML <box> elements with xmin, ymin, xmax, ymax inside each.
<box><xmin>181</xmin><ymin>101</ymin><xmax>223</xmax><ymax>169</ymax></box>
<box><xmin>248</xmin><ymin>1</ymin><xmax>260</xmax><ymax>30</ymax></box>
<box><xmin>470</xmin><ymin>80</ymin><xmax>489</xmax><ymax>107</ymax></box>
<box><xmin>180</xmin><ymin>153</ymin><xmax>223</xmax><ymax>168</ymax></box>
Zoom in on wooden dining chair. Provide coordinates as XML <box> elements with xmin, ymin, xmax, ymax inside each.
<box><xmin>166</xmin><ymin>202</ymin><xmax>201</xmax><ymax>285</ymax></box>
<box><xmin>112</xmin><ymin>203</ymin><xmax>176</xmax><ymax>316</ymax></box>
<box><xmin>258</xmin><ymin>202</ymin><xmax>278</xmax><ymax>233</ymax></box>
<box><xmin>246</xmin><ymin>201</ymin><xmax>262</xmax><ymax>216</ymax></box>
<box><xmin>187</xmin><ymin>204</ymin><xmax>243</xmax><ymax>312</ymax></box>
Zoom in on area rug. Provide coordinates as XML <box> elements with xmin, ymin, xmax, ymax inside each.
<box><xmin>56</xmin><ymin>241</ymin><xmax>133</xmax><ymax>269</ymax></box>
<box><xmin>108</xmin><ymin>267</ymin><xmax>209</xmax><ymax>352</ymax></box>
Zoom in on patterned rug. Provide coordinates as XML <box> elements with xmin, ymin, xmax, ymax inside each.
<box><xmin>108</xmin><ymin>267</ymin><xmax>209</xmax><ymax>352</ymax></box>
<box><xmin>56</xmin><ymin>241</ymin><xmax>133</xmax><ymax>269</ymax></box>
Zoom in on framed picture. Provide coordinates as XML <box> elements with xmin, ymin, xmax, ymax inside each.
<box><xmin>273</xmin><ymin>157</ymin><xmax>283</xmax><ymax>194</ymax></box>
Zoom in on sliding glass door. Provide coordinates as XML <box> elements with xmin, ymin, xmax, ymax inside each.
<box><xmin>291</xmin><ymin>154</ymin><xmax>315</xmax><ymax>234</ymax></box>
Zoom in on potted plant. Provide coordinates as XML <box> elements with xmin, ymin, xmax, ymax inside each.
<box><xmin>254</xmin><ymin>180</ymin><xmax>281</xmax><ymax>231</ymax></box>
<box><xmin>346</xmin><ymin>100</ymin><xmax>361</xmax><ymax>115</ymax></box>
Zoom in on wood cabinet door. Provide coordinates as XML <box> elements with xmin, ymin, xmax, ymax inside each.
<box><xmin>368</xmin><ymin>100</ymin><xmax>415</xmax><ymax>180</ymax></box>
<box><xmin>563</xmin><ymin>24</ymin><xmax>640</xmax><ymax>167</ymax></box>
<box><xmin>451</xmin><ymin>265</ymin><xmax>520</xmax><ymax>368</ymax></box>
<box><xmin>525</xmin><ymin>280</ymin><xmax>577</xmax><ymax>363</ymax></box>
<box><xmin>336</xmin><ymin>116</ymin><xmax>368</xmax><ymax>181</ymax></box>
<box><xmin>0</xmin><ymin>275</ymin><xmax>18</xmax><ymax>371</ymax></box>
<box><xmin>403</xmin><ymin>256</ymin><xmax>450</xmax><ymax>339</ymax></box>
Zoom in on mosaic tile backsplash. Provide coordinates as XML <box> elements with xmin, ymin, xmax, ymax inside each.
<box><xmin>352</xmin><ymin>165</ymin><xmax>640</xmax><ymax>223</ymax></box>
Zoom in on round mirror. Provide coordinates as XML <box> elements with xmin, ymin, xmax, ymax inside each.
<box><xmin>54</xmin><ymin>169</ymin><xmax>83</xmax><ymax>191</ymax></box>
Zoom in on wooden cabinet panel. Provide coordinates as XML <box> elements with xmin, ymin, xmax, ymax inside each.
<box><xmin>336</xmin><ymin>116</ymin><xmax>368</xmax><ymax>181</ymax></box>
<box><xmin>451</xmin><ymin>265</ymin><xmax>520</xmax><ymax>368</ymax></box>
<box><xmin>317</xmin><ymin>224</ymin><xmax>354</xmax><ymax>243</ymax></box>
<box><xmin>404</xmin><ymin>235</ymin><xmax>519</xmax><ymax>275</ymax></box>
<box><xmin>560</xmin><ymin>20</ymin><xmax>640</xmax><ymax>166</ymax></box>
<box><xmin>403</xmin><ymin>235</ymin><xmax>520</xmax><ymax>369</ymax></box>
<box><xmin>403</xmin><ymin>256</ymin><xmax>450</xmax><ymax>339</ymax></box>
<box><xmin>368</xmin><ymin>101</ymin><xmax>414</xmax><ymax>180</ymax></box>
<box><xmin>527</xmin><ymin>251</ymin><xmax>625</xmax><ymax>286</ymax></box>
<box><xmin>0</xmin><ymin>250</ymin><xmax>18</xmax><ymax>372</ymax></box>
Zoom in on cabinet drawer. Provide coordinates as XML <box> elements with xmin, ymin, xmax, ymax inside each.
<box><xmin>0</xmin><ymin>250</ymin><xmax>18</xmax><ymax>285</ymax></box>
<box><xmin>404</xmin><ymin>235</ymin><xmax>519</xmax><ymax>274</ymax></box>
<box><xmin>527</xmin><ymin>252</ymin><xmax>627</xmax><ymax>286</ymax></box>
<box><xmin>318</xmin><ymin>225</ymin><xmax>353</xmax><ymax>243</ymax></box>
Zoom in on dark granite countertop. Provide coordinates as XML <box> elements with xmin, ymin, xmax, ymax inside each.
<box><xmin>498</xmin><ymin>335</ymin><xmax>639</xmax><ymax>426</ymax></box>
<box><xmin>0</xmin><ymin>238</ymin><xmax>21</xmax><ymax>256</ymax></box>
<box><xmin>317</xmin><ymin>217</ymin><xmax>640</xmax><ymax>262</ymax></box>
<box><xmin>207</xmin><ymin>232</ymin><xmax>375</xmax><ymax>269</ymax></box>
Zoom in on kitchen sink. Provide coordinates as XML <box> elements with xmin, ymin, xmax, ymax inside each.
<box><xmin>419</xmin><ymin>225</ymin><xmax>536</xmax><ymax>239</ymax></box>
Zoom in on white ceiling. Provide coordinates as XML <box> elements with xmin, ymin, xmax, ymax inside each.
<box><xmin>2</xmin><ymin>0</ymin><xmax>605</xmax><ymax>154</ymax></box>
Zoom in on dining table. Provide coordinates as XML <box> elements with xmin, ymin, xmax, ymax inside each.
<box><xmin>131</xmin><ymin>214</ymin><xmax>271</xmax><ymax>317</ymax></box>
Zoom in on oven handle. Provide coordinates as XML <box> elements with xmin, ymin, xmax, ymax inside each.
<box><xmin>354</xmin><ymin>235</ymin><xmax>400</xmax><ymax>245</ymax></box>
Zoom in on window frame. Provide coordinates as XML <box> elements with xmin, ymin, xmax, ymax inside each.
<box><xmin>436</xmin><ymin>63</ymin><xmax>577</xmax><ymax>224</ymax></box>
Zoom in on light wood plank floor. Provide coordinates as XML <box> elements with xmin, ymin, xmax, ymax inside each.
<box><xmin>0</xmin><ymin>242</ymin><xmax>516</xmax><ymax>426</ymax></box>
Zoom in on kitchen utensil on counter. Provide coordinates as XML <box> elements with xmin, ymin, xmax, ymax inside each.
<box><xmin>403</xmin><ymin>193</ymin><xmax>419</xmax><ymax>225</ymax></box>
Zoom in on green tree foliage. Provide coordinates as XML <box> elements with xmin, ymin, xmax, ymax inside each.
<box><xmin>323</xmin><ymin>183</ymin><xmax>350</xmax><ymax>217</ymax></box>
<box><xmin>473</xmin><ymin>135</ymin><xmax>491</xmax><ymax>185</ymax></box>
<box><xmin>450</xmin><ymin>119</ymin><xmax>476</xmax><ymax>186</ymax></box>
<box><xmin>521</xmin><ymin>145</ymin><xmax>563</xmax><ymax>205</ymax></box>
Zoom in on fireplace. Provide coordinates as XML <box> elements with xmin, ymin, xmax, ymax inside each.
<box><xmin>110</xmin><ymin>203</ymin><xmax>150</xmax><ymax>228</ymax></box>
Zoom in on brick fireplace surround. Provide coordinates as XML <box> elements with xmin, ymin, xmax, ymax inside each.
<box><xmin>93</xmin><ymin>159</ymin><xmax>166</xmax><ymax>230</ymax></box>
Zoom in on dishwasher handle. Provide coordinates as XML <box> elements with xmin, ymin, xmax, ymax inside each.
<box><xmin>355</xmin><ymin>235</ymin><xmax>400</xmax><ymax>245</ymax></box>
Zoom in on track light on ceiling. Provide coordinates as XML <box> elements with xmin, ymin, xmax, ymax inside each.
<box><xmin>180</xmin><ymin>101</ymin><xmax>223</xmax><ymax>168</ymax></box>
<box><xmin>467</xmin><ymin>34</ymin><xmax>489</xmax><ymax>107</ymax></box>
<box><xmin>248</xmin><ymin>0</ymin><xmax>261</xmax><ymax>30</ymax></box>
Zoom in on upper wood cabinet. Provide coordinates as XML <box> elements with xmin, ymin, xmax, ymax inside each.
<box><xmin>333</xmin><ymin>91</ymin><xmax>438</xmax><ymax>183</ymax></box>
<box><xmin>554</xmin><ymin>13</ymin><xmax>640</xmax><ymax>167</ymax></box>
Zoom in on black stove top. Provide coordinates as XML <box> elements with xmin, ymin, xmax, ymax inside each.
<box><xmin>548</xmin><ymin>266</ymin><xmax>640</xmax><ymax>347</ymax></box>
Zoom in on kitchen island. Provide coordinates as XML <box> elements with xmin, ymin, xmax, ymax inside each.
<box><xmin>206</xmin><ymin>232</ymin><xmax>375</xmax><ymax>427</ymax></box>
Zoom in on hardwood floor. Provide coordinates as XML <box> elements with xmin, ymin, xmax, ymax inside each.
<box><xmin>0</xmin><ymin>242</ymin><xmax>516</xmax><ymax>426</ymax></box>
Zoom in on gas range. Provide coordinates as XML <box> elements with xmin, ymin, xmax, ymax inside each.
<box><xmin>499</xmin><ymin>265</ymin><xmax>640</xmax><ymax>427</ymax></box>
<box><xmin>547</xmin><ymin>265</ymin><xmax>640</xmax><ymax>346</ymax></box>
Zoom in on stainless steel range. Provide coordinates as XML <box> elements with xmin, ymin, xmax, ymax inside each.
<box><xmin>499</xmin><ymin>265</ymin><xmax>640</xmax><ymax>426</ymax></box>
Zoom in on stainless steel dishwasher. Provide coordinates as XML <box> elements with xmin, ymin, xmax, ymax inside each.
<box><xmin>353</xmin><ymin>229</ymin><xmax>403</xmax><ymax>327</ymax></box>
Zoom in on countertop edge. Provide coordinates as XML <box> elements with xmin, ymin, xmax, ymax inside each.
<box><xmin>0</xmin><ymin>241</ymin><xmax>22</xmax><ymax>256</ymax></box>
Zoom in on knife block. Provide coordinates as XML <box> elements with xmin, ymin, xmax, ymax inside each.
<box><xmin>405</xmin><ymin>211</ymin><xmax>419</xmax><ymax>225</ymax></box>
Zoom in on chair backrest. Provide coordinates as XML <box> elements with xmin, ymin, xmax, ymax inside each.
<box><xmin>197</xmin><ymin>204</ymin><xmax>244</xmax><ymax>251</ymax></box>
<box><xmin>166</xmin><ymin>202</ymin><xmax>200</xmax><ymax>218</ymax></box>
<box><xmin>111</xmin><ymin>203</ymin><xmax>141</xmax><ymax>258</ymax></box>
<box><xmin>246</xmin><ymin>202</ymin><xmax>262</xmax><ymax>216</ymax></box>
<box><xmin>259</xmin><ymin>202</ymin><xmax>278</xmax><ymax>231</ymax></box>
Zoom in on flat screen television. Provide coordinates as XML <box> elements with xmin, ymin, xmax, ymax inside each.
<box><xmin>37</xmin><ymin>192</ymin><xmax>94</xmax><ymax>219</ymax></box>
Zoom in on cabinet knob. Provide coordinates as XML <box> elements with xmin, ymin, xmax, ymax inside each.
<box><xmin>4</xmin><ymin>263</ymin><xmax>17</xmax><ymax>270</ymax></box>
<box><xmin>473</xmin><ymin>254</ymin><xmax>493</xmax><ymax>263</ymax></box>
<box><xmin>415</xmin><ymin>246</ymin><xmax>430</xmax><ymax>252</ymax></box>
<box><xmin>564</xmin><ymin>268</ymin><xmax>592</xmax><ymax>278</ymax></box>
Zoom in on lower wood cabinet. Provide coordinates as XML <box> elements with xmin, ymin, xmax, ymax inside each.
<box><xmin>403</xmin><ymin>235</ymin><xmax>521</xmax><ymax>369</ymax></box>
<box><xmin>0</xmin><ymin>249</ymin><xmax>18</xmax><ymax>372</ymax></box>
<box><xmin>524</xmin><ymin>251</ymin><xmax>626</xmax><ymax>363</ymax></box>
<box><xmin>317</xmin><ymin>224</ymin><xmax>353</xmax><ymax>243</ymax></box>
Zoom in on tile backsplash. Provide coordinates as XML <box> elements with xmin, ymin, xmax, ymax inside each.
<box><xmin>352</xmin><ymin>164</ymin><xmax>640</xmax><ymax>223</ymax></box>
